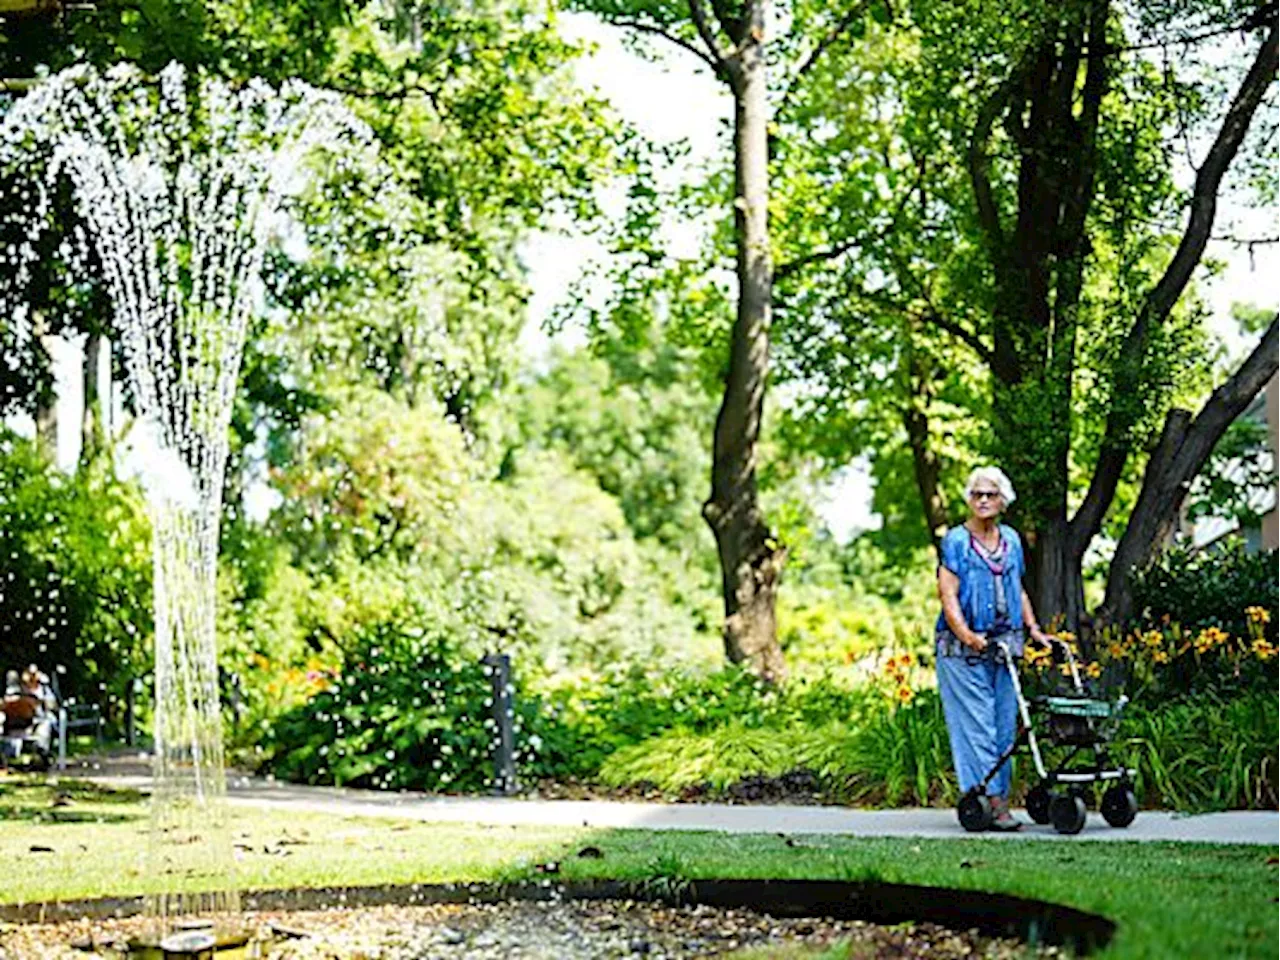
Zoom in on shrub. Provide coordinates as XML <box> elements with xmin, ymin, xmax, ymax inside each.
<box><xmin>590</xmin><ymin>676</ymin><xmax>953</xmax><ymax>808</ymax></box>
<box><xmin>260</xmin><ymin>618</ymin><xmax>572</xmax><ymax>791</ymax></box>
<box><xmin>1124</xmin><ymin>690</ymin><xmax>1278</xmax><ymax>812</ymax></box>
<box><xmin>806</xmin><ymin>691</ymin><xmax>956</xmax><ymax>807</ymax></box>
<box><xmin>539</xmin><ymin>664</ymin><xmax>875</xmax><ymax>778</ymax></box>
<box><xmin>599</xmin><ymin>722</ymin><xmax>806</xmax><ymax>792</ymax></box>
<box><xmin>0</xmin><ymin>431</ymin><xmax>152</xmax><ymax>723</ymax></box>
<box><xmin>1130</xmin><ymin>539</ymin><xmax>1277</xmax><ymax>645</ymax></box>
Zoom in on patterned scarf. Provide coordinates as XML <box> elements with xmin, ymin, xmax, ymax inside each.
<box><xmin>969</xmin><ymin>529</ymin><xmax>1007</xmax><ymax>575</ymax></box>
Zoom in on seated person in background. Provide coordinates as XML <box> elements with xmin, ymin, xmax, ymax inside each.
<box><xmin>2</xmin><ymin>669</ymin><xmax>36</xmax><ymax>761</ymax></box>
<box><xmin>3</xmin><ymin>669</ymin><xmax>35</xmax><ymax>731</ymax></box>
<box><xmin>19</xmin><ymin>665</ymin><xmax>57</xmax><ymax>754</ymax></box>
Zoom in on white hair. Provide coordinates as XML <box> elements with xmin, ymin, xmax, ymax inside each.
<box><xmin>964</xmin><ymin>466</ymin><xmax>1016</xmax><ymax>505</ymax></box>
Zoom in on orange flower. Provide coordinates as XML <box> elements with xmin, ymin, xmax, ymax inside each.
<box><xmin>883</xmin><ymin>655</ymin><xmax>907</xmax><ymax>684</ymax></box>
<box><xmin>895</xmin><ymin>684</ymin><xmax>915</xmax><ymax>705</ymax></box>
<box><xmin>1246</xmin><ymin>606</ymin><xmax>1272</xmax><ymax>625</ymax></box>
<box><xmin>1024</xmin><ymin>646</ymin><xmax>1052</xmax><ymax>667</ymax></box>
<box><xmin>1085</xmin><ymin>662</ymin><xmax>1102</xmax><ymax>679</ymax></box>
<box><xmin>1193</xmin><ymin>627</ymin><xmax>1230</xmax><ymax>655</ymax></box>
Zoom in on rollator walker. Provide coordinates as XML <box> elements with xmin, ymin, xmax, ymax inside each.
<box><xmin>957</xmin><ymin>638</ymin><xmax>1138</xmax><ymax>835</ymax></box>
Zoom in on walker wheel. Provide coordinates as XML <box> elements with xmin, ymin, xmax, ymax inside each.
<box><xmin>1025</xmin><ymin>784</ymin><xmax>1052</xmax><ymax>825</ymax></box>
<box><xmin>1050</xmin><ymin>793</ymin><xmax>1087</xmax><ymax>835</ymax></box>
<box><xmin>958</xmin><ymin>792</ymin><xmax>993</xmax><ymax>833</ymax></box>
<box><xmin>1101</xmin><ymin>785</ymin><xmax>1138</xmax><ymax>828</ymax></box>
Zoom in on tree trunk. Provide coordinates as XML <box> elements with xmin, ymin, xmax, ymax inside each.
<box><xmin>1100</xmin><ymin>320</ymin><xmax>1279</xmax><ymax>623</ymax></box>
<box><xmin>969</xmin><ymin>5</ymin><xmax>1108</xmax><ymax>628</ymax></box>
<box><xmin>703</xmin><ymin>0</ymin><xmax>786</xmax><ymax>682</ymax></box>
<box><xmin>32</xmin><ymin>311</ymin><xmax>57</xmax><ymax>459</ymax></box>
<box><xmin>80</xmin><ymin>331</ymin><xmax>104</xmax><ymax>466</ymax></box>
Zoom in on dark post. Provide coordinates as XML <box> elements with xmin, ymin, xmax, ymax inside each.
<box><xmin>125</xmin><ymin>677</ymin><xmax>137</xmax><ymax>747</ymax></box>
<box><xmin>482</xmin><ymin>652</ymin><xmax>518</xmax><ymax>795</ymax></box>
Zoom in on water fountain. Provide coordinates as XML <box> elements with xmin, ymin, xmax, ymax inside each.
<box><xmin>0</xmin><ymin>61</ymin><xmax>372</xmax><ymax>951</ymax></box>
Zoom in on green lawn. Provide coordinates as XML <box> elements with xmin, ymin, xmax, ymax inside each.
<box><xmin>0</xmin><ymin>776</ymin><xmax>1274</xmax><ymax>959</ymax></box>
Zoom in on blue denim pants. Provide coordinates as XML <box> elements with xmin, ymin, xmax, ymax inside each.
<box><xmin>936</xmin><ymin>645</ymin><xmax>1019</xmax><ymax>798</ymax></box>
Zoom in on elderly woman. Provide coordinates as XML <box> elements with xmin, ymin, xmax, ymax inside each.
<box><xmin>936</xmin><ymin>466</ymin><xmax>1048</xmax><ymax>831</ymax></box>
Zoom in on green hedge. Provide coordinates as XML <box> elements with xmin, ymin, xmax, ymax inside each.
<box><xmin>261</xmin><ymin>619</ymin><xmax>574</xmax><ymax>791</ymax></box>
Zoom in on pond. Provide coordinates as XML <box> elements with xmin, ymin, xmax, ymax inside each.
<box><xmin>1</xmin><ymin>900</ymin><xmax>1061</xmax><ymax>959</ymax></box>
<box><xmin>0</xmin><ymin>878</ymin><xmax>1110</xmax><ymax>959</ymax></box>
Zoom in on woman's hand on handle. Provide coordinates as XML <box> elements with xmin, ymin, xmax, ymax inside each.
<box><xmin>1022</xmin><ymin>587</ymin><xmax>1050</xmax><ymax>647</ymax></box>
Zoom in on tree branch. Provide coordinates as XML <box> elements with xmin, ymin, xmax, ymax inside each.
<box><xmin>1069</xmin><ymin>23</ymin><xmax>1277</xmax><ymax>558</ymax></box>
<box><xmin>1100</xmin><ymin>319</ymin><xmax>1279</xmax><ymax>621</ymax></box>
<box><xmin>968</xmin><ymin>74</ymin><xmax>1015</xmax><ymax>253</ymax></box>
<box><xmin>1100</xmin><ymin>5</ymin><xmax>1276</xmax><ymax>56</ymax></box>
<box><xmin>775</xmin><ymin>0</ymin><xmax>873</xmax><ymax>119</ymax></box>
<box><xmin>610</xmin><ymin>18</ymin><xmax>726</xmax><ymax>75</ymax></box>
<box><xmin>1211</xmin><ymin>233</ymin><xmax>1280</xmax><ymax>245</ymax></box>
<box><xmin>709</xmin><ymin>0</ymin><xmax>748</xmax><ymax>46</ymax></box>
<box><xmin>689</xmin><ymin>0</ymin><xmax>732</xmax><ymax>72</ymax></box>
<box><xmin>804</xmin><ymin>274</ymin><xmax>996</xmax><ymax>367</ymax></box>
<box><xmin>880</xmin><ymin>242</ymin><xmax>996</xmax><ymax>366</ymax></box>
<box><xmin>774</xmin><ymin>234</ymin><xmax>868</xmax><ymax>281</ymax></box>
<box><xmin>792</xmin><ymin>1</ymin><xmax>871</xmax><ymax>80</ymax></box>
<box><xmin>775</xmin><ymin>156</ymin><xmax>922</xmax><ymax>282</ymax></box>
<box><xmin>1148</xmin><ymin>24</ymin><xmax>1277</xmax><ymax>324</ymax></box>
<box><xmin>326</xmin><ymin>80</ymin><xmax>442</xmax><ymax>112</ymax></box>
<box><xmin>921</xmin><ymin>308</ymin><xmax>995</xmax><ymax>366</ymax></box>
<box><xmin>1060</xmin><ymin>0</ymin><xmax>1109</xmax><ymax>250</ymax></box>
<box><xmin>1101</xmin><ymin>26</ymin><xmax>1238</xmax><ymax>55</ymax></box>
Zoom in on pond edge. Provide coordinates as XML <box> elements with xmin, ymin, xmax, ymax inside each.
<box><xmin>0</xmin><ymin>878</ymin><xmax>1116</xmax><ymax>954</ymax></box>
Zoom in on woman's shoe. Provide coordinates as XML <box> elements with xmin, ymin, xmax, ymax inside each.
<box><xmin>989</xmin><ymin>796</ymin><xmax>1022</xmax><ymax>832</ymax></box>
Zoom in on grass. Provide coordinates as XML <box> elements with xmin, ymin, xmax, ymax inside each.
<box><xmin>0</xmin><ymin>774</ymin><xmax>1275</xmax><ymax>959</ymax></box>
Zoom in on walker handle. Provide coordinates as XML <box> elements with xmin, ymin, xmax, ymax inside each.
<box><xmin>1047</xmin><ymin>636</ymin><xmax>1084</xmax><ymax>691</ymax></box>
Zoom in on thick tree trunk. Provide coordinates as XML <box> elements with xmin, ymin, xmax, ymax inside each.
<box><xmin>1100</xmin><ymin>320</ymin><xmax>1279</xmax><ymax>623</ymax></box>
<box><xmin>703</xmin><ymin>0</ymin><xmax>786</xmax><ymax>682</ymax></box>
<box><xmin>80</xmin><ymin>331</ymin><xmax>104</xmax><ymax>465</ymax></box>
<box><xmin>970</xmin><ymin>4</ymin><xmax>1108</xmax><ymax>628</ymax></box>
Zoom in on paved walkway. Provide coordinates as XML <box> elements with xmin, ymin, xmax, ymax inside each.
<box><xmin>74</xmin><ymin>755</ymin><xmax>1278</xmax><ymax>846</ymax></box>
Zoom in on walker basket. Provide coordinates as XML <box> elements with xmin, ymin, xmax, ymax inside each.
<box><xmin>1040</xmin><ymin>695</ymin><xmax>1116</xmax><ymax>746</ymax></box>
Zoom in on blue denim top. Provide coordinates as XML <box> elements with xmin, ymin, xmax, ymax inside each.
<box><xmin>935</xmin><ymin>524</ymin><xmax>1026</xmax><ymax>656</ymax></box>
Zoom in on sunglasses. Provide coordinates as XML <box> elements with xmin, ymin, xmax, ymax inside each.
<box><xmin>969</xmin><ymin>490</ymin><xmax>1002</xmax><ymax>501</ymax></box>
